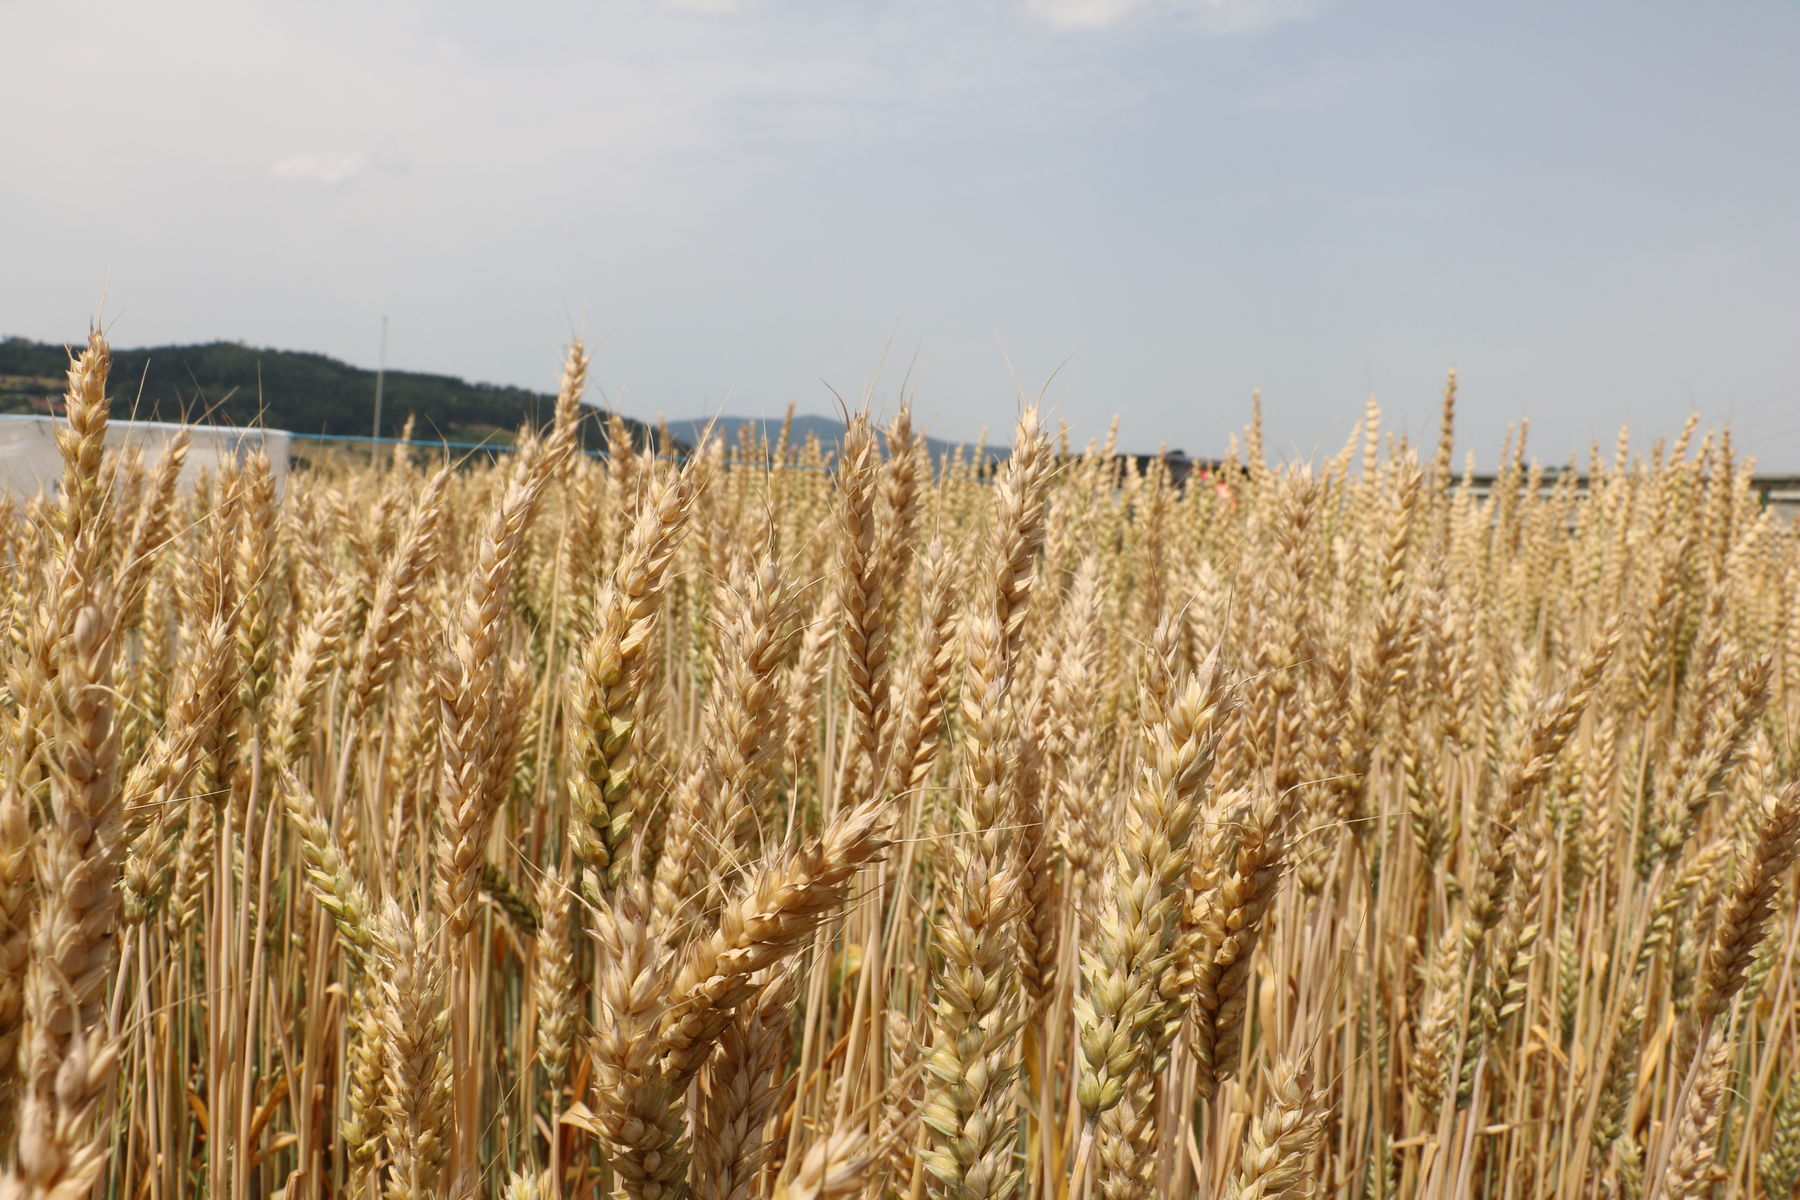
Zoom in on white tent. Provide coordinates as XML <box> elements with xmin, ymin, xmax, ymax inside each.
<box><xmin>0</xmin><ymin>414</ymin><xmax>290</xmax><ymax>498</ymax></box>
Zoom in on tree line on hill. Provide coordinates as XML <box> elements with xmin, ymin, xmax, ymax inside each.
<box><xmin>0</xmin><ymin>336</ymin><xmax>669</xmax><ymax>452</ymax></box>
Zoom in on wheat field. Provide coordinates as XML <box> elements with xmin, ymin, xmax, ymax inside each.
<box><xmin>1</xmin><ymin>330</ymin><xmax>1797</xmax><ymax>1200</ymax></box>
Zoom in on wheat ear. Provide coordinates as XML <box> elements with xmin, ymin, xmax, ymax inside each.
<box><xmin>373</xmin><ymin>900</ymin><xmax>455</xmax><ymax>1200</ymax></box>
<box><xmin>834</xmin><ymin>412</ymin><xmax>889</xmax><ymax>805</ymax></box>
<box><xmin>568</xmin><ymin>452</ymin><xmax>709</xmax><ymax>889</ymax></box>
<box><xmin>772</xmin><ymin>1127</ymin><xmax>872</xmax><ymax>1200</ymax></box>
<box><xmin>589</xmin><ymin>885</ymin><xmax>690</xmax><ymax>1200</ymax></box>
<box><xmin>1694</xmin><ymin>782</ymin><xmax>1800</xmax><ymax>1031</ymax></box>
<box><xmin>1220</xmin><ymin>1057</ymin><xmax>1328</xmax><ymax>1200</ymax></box>
<box><xmin>692</xmin><ymin>969</ymin><xmax>797</xmax><ymax>1200</ymax></box>
<box><xmin>659</xmin><ymin>795</ymin><xmax>891</xmax><ymax>1085</ymax></box>
<box><xmin>1657</xmin><ymin>1038</ymin><xmax>1731</xmax><ymax>1200</ymax></box>
<box><xmin>13</xmin><ymin>330</ymin><xmax>128</xmax><ymax>1197</ymax></box>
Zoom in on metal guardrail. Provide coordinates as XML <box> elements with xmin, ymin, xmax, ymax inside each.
<box><xmin>285</xmin><ymin>430</ymin><xmax>849</xmax><ymax>472</ymax></box>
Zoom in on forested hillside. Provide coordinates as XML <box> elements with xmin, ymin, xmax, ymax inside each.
<box><xmin>0</xmin><ymin>336</ymin><xmax>667</xmax><ymax>450</ymax></box>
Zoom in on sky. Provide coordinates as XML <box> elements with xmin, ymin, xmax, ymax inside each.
<box><xmin>3</xmin><ymin>0</ymin><xmax>1798</xmax><ymax>467</ymax></box>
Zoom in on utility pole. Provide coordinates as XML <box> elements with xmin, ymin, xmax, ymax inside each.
<box><xmin>372</xmin><ymin>315</ymin><xmax>388</xmax><ymax>462</ymax></box>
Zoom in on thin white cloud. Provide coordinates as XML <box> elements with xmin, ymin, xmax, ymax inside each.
<box><xmin>1025</xmin><ymin>0</ymin><xmax>1139</xmax><ymax>29</ymax></box>
<box><xmin>269</xmin><ymin>151</ymin><xmax>371</xmax><ymax>185</ymax></box>
<box><xmin>661</xmin><ymin>0</ymin><xmax>742</xmax><ymax>11</ymax></box>
<box><xmin>1024</xmin><ymin>0</ymin><xmax>1309</xmax><ymax>32</ymax></box>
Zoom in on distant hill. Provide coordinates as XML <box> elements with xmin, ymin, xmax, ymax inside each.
<box><xmin>0</xmin><ymin>336</ymin><xmax>666</xmax><ymax>452</ymax></box>
<box><xmin>659</xmin><ymin>414</ymin><xmax>1008</xmax><ymax>468</ymax></box>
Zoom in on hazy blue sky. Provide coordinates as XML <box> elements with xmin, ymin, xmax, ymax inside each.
<box><xmin>4</xmin><ymin>0</ymin><xmax>1797</xmax><ymax>466</ymax></box>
